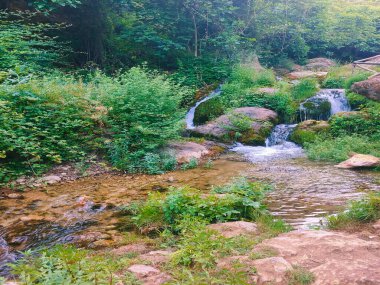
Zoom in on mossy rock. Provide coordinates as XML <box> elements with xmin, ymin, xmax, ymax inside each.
<box><xmin>290</xmin><ymin>120</ymin><xmax>330</xmax><ymax>145</ymax></box>
<box><xmin>193</xmin><ymin>97</ymin><xmax>225</xmax><ymax>126</ymax></box>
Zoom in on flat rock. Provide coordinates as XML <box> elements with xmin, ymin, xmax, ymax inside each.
<box><xmin>335</xmin><ymin>154</ymin><xmax>380</xmax><ymax>169</ymax></box>
<box><xmin>253</xmin><ymin>257</ymin><xmax>293</xmax><ymax>285</ymax></box>
<box><xmin>168</xmin><ymin>142</ymin><xmax>210</xmax><ymax>163</ymax></box>
<box><xmin>255</xmin><ymin>230</ymin><xmax>380</xmax><ymax>285</ymax></box>
<box><xmin>111</xmin><ymin>243</ymin><xmax>151</xmax><ymax>256</ymax></box>
<box><xmin>128</xmin><ymin>265</ymin><xmax>171</xmax><ymax>285</ymax></box>
<box><xmin>140</xmin><ymin>250</ymin><xmax>173</xmax><ymax>265</ymax></box>
<box><xmin>287</xmin><ymin>71</ymin><xmax>328</xmax><ymax>80</ymax></box>
<box><xmin>40</xmin><ymin>175</ymin><xmax>62</xmax><ymax>184</ymax></box>
<box><xmin>351</xmin><ymin>75</ymin><xmax>380</xmax><ymax>102</ymax></box>
<box><xmin>7</xmin><ymin>193</ymin><xmax>24</xmax><ymax>199</ymax></box>
<box><xmin>207</xmin><ymin>221</ymin><xmax>258</xmax><ymax>238</ymax></box>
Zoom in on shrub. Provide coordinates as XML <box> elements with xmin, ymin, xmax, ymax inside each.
<box><xmin>0</xmin><ymin>75</ymin><xmax>100</xmax><ymax>183</ymax></box>
<box><xmin>193</xmin><ymin>96</ymin><xmax>225</xmax><ymax>125</ymax></box>
<box><xmin>130</xmin><ymin>178</ymin><xmax>270</xmax><ymax>233</ymax></box>
<box><xmin>291</xmin><ymin>78</ymin><xmax>319</xmax><ymax>101</ymax></box>
<box><xmin>286</xmin><ymin>266</ymin><xmax>315</xmax><ymax>285</ymax></box>
<box><xmin>344</xmin><ymin>72</ymin><xmax>370</xmax><ymax>89</ymax></box>
<box><xmin>305</xmin><ymin>135</ymin><xmax>380</xmax><ymax>162</ymax></box>
<box><xmin>10</xmin><ymin>245</ymin><xmax>137</xmax><ymax>285</ymax></box>
<box><xmin>322</xmin><ymin>77</ymin><xmax>345</xmax><ymax>89</ymax></box>
<box><xmin>181</xmin><ymin>158</ymin><xmax>199</xmax><ymax>170</ymax></box>
<box><xmin>329</xmin><ymin>110</ymin><xmax>380</xmax><ymax>137</ymax></box>
<box><xmin>328</xmin><ymin>192</ymin><xmax>380</xmax><ymax>229</ymax></box>
<box><xmin>347</xmin><ymin>92</ymin><xmax>370</xmax><ymax>110</ymax></box>
<box><xmin>101</xmin><ymin>67</ymin><xmax>189</xmax><ymax>173</ymax></box>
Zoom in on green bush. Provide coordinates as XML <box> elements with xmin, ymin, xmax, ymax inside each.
<box><xmin>193</xmin><ymin>96</ymin><xmax>225</xmax><ymax>125</ymax></box>
<box><xmin>10</xmin><ymin>245</ymin><xmax>137</xmax><ymax>285</ymax></box>
<box><xmin>129</xmin><ymin>178</ymin><xmax>270</xmax><ymax>233</ymax></box>
<box><xmin>328</xmin><ymin>193</ymin><xmax>380</xmax><ymax>229</ymax></box>
<box><xmin>322</xmin><ymin>77</ymin><xmax>345</xmax><ymax>89</ymax></box>
<box><xmin>305</xmin><ymin>135</ymin><xmax>380</xmax><ymax>162</ymax></box>
<box><xmin>344</xmin><ymin>72</ymin><xmax>370</xmax><ymax>89</ymax></box>
<box><xmin>291</xmin><ymin>78</ymin><xmax>319</xmax><ymax>101</ymax></box>
<box><xmin>0</xmin><ymin>75</ymin><xmax>100</xmax><ymax>183</ymax></box>
<box><xmin>101</xmin><ymin>67</ymin><xmax>189</xmax><ymax>173</ymax></box>
<box><xmin>330</xmin><ymin>110</ymin><xmax>380</xmax><ymax>137</ymax></box>
<box><xmin>347</xmin><ymin>92</ymin><xmax>371</xmax><ymax>110</ymax></box>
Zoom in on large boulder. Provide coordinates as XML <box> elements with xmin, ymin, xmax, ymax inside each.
<box><xmin>305</xmin><ymin>58</ymin><xmax>335</xmax><ymax>72</ymax></box>
<box><xmin>351</xmin><ymin>75</ymin><xmax>380</xmax><ymax>102</ymax></box>
<box><xmin>335</xmin><ymin>153</ymin><xmax>380</xmax><ymax>169</ymax></box>
<box><xmin>254</xmin><ymin>230</ymin><xmax>380</xmax><ymax>285</ymax></box>
<box><xmin>290</xmin><ymin>120</ymin><xmax>330</xmax><ymax>145</ymax></box>
<box><xmin>192</xmin><ymin>107</ymin><xmax>278</xmax><ymax>145</ymax></box>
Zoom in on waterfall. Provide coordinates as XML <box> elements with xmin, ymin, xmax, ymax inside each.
<box><xmin>185</xmin><ymin>86</ymin><xmax>222</xmax><ymax>129</ymax></box>
<box><xmin>267</xmin><ymin>124</ymin><xmax>298</xmax><ymax>147</ymax></box>
<box><xmin>299</xmin><ymin>89</ymin><xmax>351</xmax><ymax>121</ymax></box>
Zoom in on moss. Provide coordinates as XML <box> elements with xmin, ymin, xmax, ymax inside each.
<box><xmin>290</xmin><ymin>120</ymin><xmax>330</xmax><ymax>146</ymax></box>
<box><xmin>291</xmin><ymin>129</ymin><xmax>318</xmax><ymax>145</ymax></box>
<box><xmin>194</xmin><ymin>96</ymin><xmax>225</xmax><ymax>126</ymax></box>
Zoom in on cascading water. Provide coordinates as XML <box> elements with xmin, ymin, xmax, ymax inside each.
<box><xmin>232</xmin><ymin>89</ymin><xmax>351</xmax><ymax>163</ymax></box>
<box><xmin>232</xmin><ymin>124</ymin><xmax>304</xmax><ymax>163</ymax></box>
<box><xmin>299</xmin><ymin>89</ymin><xmax>351</xmax><ymax>121</ymax></box>
<box><xmin>185</xmin><ymin>86</ymin><xmax>222</xmax><ymax>129</ymax></box>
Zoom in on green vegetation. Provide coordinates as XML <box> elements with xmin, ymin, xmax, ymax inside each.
<box><xmin>291</xmin><ymin>78</ymin><xmax>319</xmax><ymax>101</ymax></box>
<box><xmin>287</xmin><ymin>267</ymin><xmax>316</xmax><ymax>285</ymax></box>
<box><xmin>9</xmin><ymin>246</ymin><xmax>139</xmax><ymax>285</ymax></box>
<box><xmin>129</xmin><ymin>178</ymin><xmax>271</xmax><ymax>233</ymax></box>
<box><xmin>305</xmin><ymin>135</ymin><xmax>380</xmax><ymax>163</ymax></box>
<box><xmin>322</xmin><ymin>66</ymin><xmax>371</xmax><ymax>89</ymax></box>
<box><xmin>193</xmin><ymin>96</ymin><xmax>224</xmax><ymax>126</ymax></box>
<box><xmin>328</xmin><ymin>192</ymin><xmax>380</xmax><ymax>230</ymax></box>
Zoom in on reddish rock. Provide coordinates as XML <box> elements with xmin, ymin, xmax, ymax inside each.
<box><xmin>128</xmin><ymin>265</ymin><xmax>171</xmax><ymax>285</ymax></box>
<box><xmin>111</xmin><ymin>244</ymin><xmax>151</xmax><ymax>256</ymax></box>
<box><xmin>169</xmin><ymin>142</ymin><xmax>210</xmax><ymax>164</ymax></box>
<box><xmin>253</xmin><ymin>257</ymin><xmax>293</xmax><ymax>285</ymax></box>
<box><xmin>351</xmin><ymin>75</ymin><xmax>380</xmax><ymax>102</ymax></box>
<box><xmin>140</xmin><ymin>250</ymin><xmax>173</xmax><ymax>265</ymax></box>
<box><xmin>255</xmin><ymin>230</ymin><xmax>380</xmax><ymax>285</ymax></box>
<box><xmin>7</xmin><ymin>193</ymin><xmax>24</xmax><ymax>199</ymax></box>
<box><xmin>305</xmin><ymin>58</ymin><xmax>335</xmax><ymax>71</ymax></box>
<box><xmin>287</xmin><ymin>71</ymin><xmax>328</xmax><ymax>80</ymax></box>
<box><xmin>207</xmin><ymin>221</ymin><xmax>258</xmax><ymax>238</ymax></box>
<box><xmin>335</xmin><ymin>154</ymin><xmax>380</xmax><ymax>169</ymax></box>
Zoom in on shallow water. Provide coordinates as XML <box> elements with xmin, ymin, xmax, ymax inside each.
<box><xmin>1</xmin><ymin>154</ymin><xmax>380</xmax><ymax>276</ymax></box>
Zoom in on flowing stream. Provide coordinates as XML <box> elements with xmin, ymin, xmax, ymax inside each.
<box><xmin>1</xmin><ymin>89</ymin><xmax>380</xmax><ymax>277</ymax></box>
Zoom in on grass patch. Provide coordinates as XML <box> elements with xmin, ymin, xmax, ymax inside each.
<box><xmin>291</xmin><ymin>78</ymin><xmax>319</xmax><ymax>101</ymax></box>
<box><xmin>286</xmin><ymin>266</ymin><xmax>315</xmax><ymax>285</ymax></box>
<box><xmin>328</xmin><ymin>192</ymin><xmax>380</xmax><ymax>230</ymax></box>
<box><xmin>305</xmin><ymin>135</ymin><xmax>380</xmax><ymax>163</ymax></box>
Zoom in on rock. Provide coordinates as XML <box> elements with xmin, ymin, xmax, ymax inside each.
<box><xmin>7</xmin><ymin>193</ymin><xmax>24</xmax><ymax>199</ymax></box>
<box><xmin>305</xmin><ymin>58</ymin><xmax>335</xmax><ymax>71</ymax></box>
<box><xmin>192</xmin><ymin>107</ymin><xmax>278</xmax><ymax>145</ymax></box>
<box><xmin>255</xmin><ymin>230</ymin><xmax>380</xmax><ymax>285</ymax></box>
<box><xmin>111</xmin><ymin>244</ymin><xmax>151</xmax><ymax>256</ymax></box>
<box><xmin>140</xmin><ymin>250</ymin><xmax>173</xmax><ymax>265</ymax></box>
<box><xmin>20</xmin><ymin>215</ymin><xmax>53</xmax><ymax>223</ymax></box>
<box><xmin>40</xmin><ymin>175</ymin><xmax>61</xmax><ymax>185</ymax></box>
<box><xmin>290</xmin><ymin>120</ymin><xmax>329</xmax><ymax>145</ymax></box>
<box><xmin>351</xmin><ymin>75</ymin><xmax>380</xmax><ymax>102</ymax></box>
<box><xmin>373</xmin><ymin>220</ymin><xmax>380</xmax><ymax>232</ymax></box>
<box><xmin>253</xmin><ymin>257</ymin><xmax>293</xmax><ymax>285</ymax></box>
<box><xmin>335</xmin><ymin>153</ymin><xmax>380</xmax><ymax>169</ymax></box>
<box><xmin>168</xmin><ymin>142</ymin><xmax>210</xmax><ymax>164</ymax></box>
<box><xmin>217</xmin><ymin>255</ymin><xmax>258</xmax><ymax>283</ymax></box>
<box><xmin>128</xmin><ymin>265</ymin><xmax>171</xmax><ymax>285</ymax></box>
<box><xmin>207</xmin><ymin>221</ymin><xmax>258</xmax><ymax>238</ymax></box>
<box><xmin>70</xmin><ymin>231</ymin><xmax>111</xmax><ymax>246</ymax></box>
<box><xmin>287</xmin><ymin>71</ymin><xmax>328</xmax><ymax>80</ymax></box>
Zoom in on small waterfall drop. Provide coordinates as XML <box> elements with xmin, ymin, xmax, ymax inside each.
<box><xmin>185</xmin><ymin>87</ymin><xmax>222</xmax><ymax>129</ymax></box>
<box><xmin>231</xmin><ymin>124</ymin><xmax>304</xmax><ymax>163</ymax></box>
<box><xmin>299</xmin><ymin>89</ymin><xmax>351</xmax><ymax>121</ymax></box>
